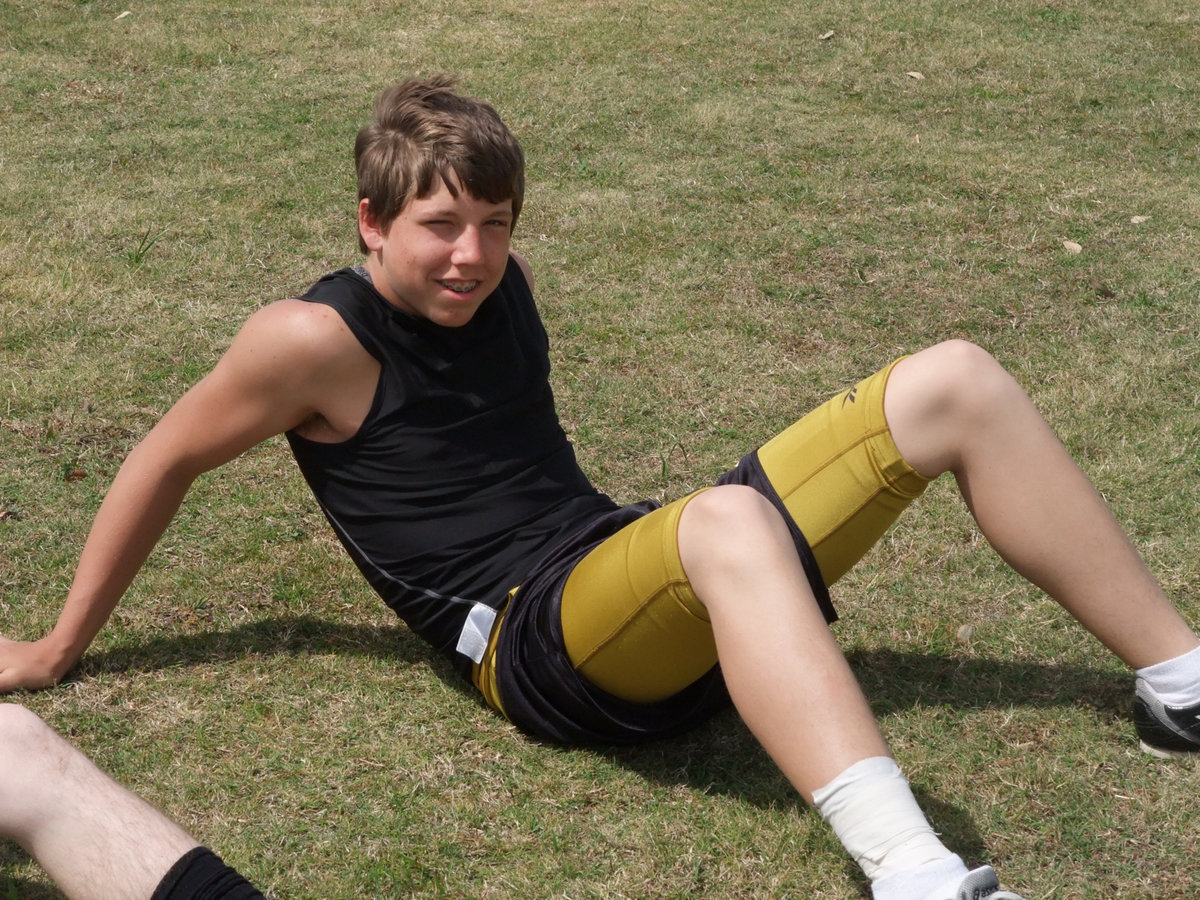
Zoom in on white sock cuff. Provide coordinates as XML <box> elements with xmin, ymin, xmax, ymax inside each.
<box><xmin>812</xmin><ymin>756</ymin><xmax>901</xmax><ymax>808</ymax></box>
<box><xmin>1137</xmin><ymin>644</ymin><xmax>1200</xmax><ymax>707</ymax></box>
<box><xmin>812</xmin><ymin>756</ymin><xmax>953</xmax><ymax>882</ymax></box>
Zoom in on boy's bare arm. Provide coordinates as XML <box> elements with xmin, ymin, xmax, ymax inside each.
<box><xmin>0</xmin><ymin>299</ymin><xmax>370</xmax><ymax>692</ymax></box>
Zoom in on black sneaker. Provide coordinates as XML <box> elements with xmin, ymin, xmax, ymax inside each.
<box><xmin>1133</xmin><ymin>679</ymin><xmax>1200</xmax><ymax>758</ymax></box>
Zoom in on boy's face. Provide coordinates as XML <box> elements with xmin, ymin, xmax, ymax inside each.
<box><xmin>360</xmin><ymin>176</ymin><xmax>514</xmax><ymax>328</ymax></box>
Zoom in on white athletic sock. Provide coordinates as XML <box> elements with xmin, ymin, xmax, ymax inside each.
<box><xmin>811</xmin><ymin>756</ymin><xmax>960</xmax><ymax>885</ymax></box>
<box><xmin>1136</xmin><ymin>644</ymin><xmax>1200</xmax><ymax>707</ymax></box>
<box><xmin>869</xmin><ymin>853</ymin><xmax>970</xmax><ymax>900</ymax></box>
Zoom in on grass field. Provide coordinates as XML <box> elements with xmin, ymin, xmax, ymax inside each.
<box><xmin>2</xmin><ymin>0</ymin><xmax>1199</xmax><ymax>897</ymax></box>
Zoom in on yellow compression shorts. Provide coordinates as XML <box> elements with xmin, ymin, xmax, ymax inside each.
<box><xmin>475</xmin><ymin>358</ymin><xmax>931</xmax><ymax>709</ymax></box>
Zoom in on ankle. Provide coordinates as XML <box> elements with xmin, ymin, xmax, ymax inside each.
<box><xmin>1137</xmin><ymin>644</ymin><xmax>1200</xmax><ymax>707</ymax></box>
<box><xmin>870</xmin><ymin>854</ymin><xmax>969</xmax><ymax>900</ymax></box>
<box><xmin>812</xmin><ymin>757</ymin><xmax>956</xmax><ymax>880</ymax></box>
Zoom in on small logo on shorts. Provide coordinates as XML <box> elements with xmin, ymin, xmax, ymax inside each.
<box><xmin>842</xmin><ymin>387</ymin><xmax>858</xmax><ymax>407</ymax></box>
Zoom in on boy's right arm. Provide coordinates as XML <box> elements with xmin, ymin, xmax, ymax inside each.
<box><xmin>0</xmin><ymin>299</ymin><xmax>363</xmax><ymax>692</ymax></box>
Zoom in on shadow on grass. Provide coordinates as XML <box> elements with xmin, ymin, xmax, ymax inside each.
<box><xmin>0</xmin><ymin>877</ymin><xmax>60</xmax><ymax>900</ymax></box>
<box><xmin>591</xmin><ymin>648</ymin><xmax>1129</xmax><ymax>794</ymax></box>
<box><xmin>846</xmin><ymin>646</ymin><xmax>1131</xmax><ymax>719</ymax></box>
<box><xmin>69</xmin><ymin>618</ymin><xmax>1131</xmax><ymax>884</ymax></box>
<box><xmin>0</xmin><ymin>843</ymin><xmax>62</xmax><ymax>900</ymax></box>
<box><xmin>73</xmin><ymin>615</ymin><xmax>432</xmax><ymax>679</ymax></box>
<box><xmin>593</xmin><ymin>648</ymin><xmax>1130</xmax><ymax>888</ymax></box>
<box><xmin>75</xmin><ymin>616</ymin><xmax>1131</xmax><ymax>720</ymax></box>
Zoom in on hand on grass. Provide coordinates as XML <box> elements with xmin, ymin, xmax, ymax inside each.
<box><xmin>0</xmin><ymin>636</ymin><xmax>69</xmax><ymax>692</ymax></box>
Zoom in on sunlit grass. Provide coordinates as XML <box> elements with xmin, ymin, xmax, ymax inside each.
<box><xmin>2</xmin><ymin>0</ymin><xmax>1198</xmax><ymax>896</ymax></box>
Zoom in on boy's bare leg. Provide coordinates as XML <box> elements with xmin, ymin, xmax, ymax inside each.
<box><xmin>671</xmin><ymin>339</ymin><xmax>1197</xmax><ymax>898</ymax></box>
<box><xmin>676</xmin><ymin>339</ymin><xmax>1198</xmax><ymax>793</ymax></box>
<box><xmin>678</xmin><ymin>486</ymin><xmax>976</xmax><ymax>900</ymax></box>
<box><xmin>677</xmin><ymin>486</ymin><xmax>889</xmax><ymax>798</ymax></box>
<box><xmin>0</xmin><ymin>704</ymin><xmax>198</xmax><ymax>900</ymax></box>
<box><xmin>883</xmin><ymin>340</ymin><xmax>1198</xmax><ymax>668</ymax></box>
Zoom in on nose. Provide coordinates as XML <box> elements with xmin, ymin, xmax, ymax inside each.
<box><xmin>451</xmin><ymin>227</ymin><xmax>485</xmax><ymax>266</ymax></box>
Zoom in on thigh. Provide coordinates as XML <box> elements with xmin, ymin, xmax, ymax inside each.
<box><xmin>559</xmin><ymin>490</ymin><xmax>718</xmax><ymax>704</ymax></box>
<box><xmin>558</xmin><ymin>359</ymin><xmax>930</xmax><ymax>706</ymax></box>
<box><xmin>757</xmin><ymin>357</ymin><xmax>930</xmax><ymax>586</ymax></box>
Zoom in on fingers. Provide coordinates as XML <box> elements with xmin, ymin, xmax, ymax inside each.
<box><xmin>0</xmin><ymin>640</ymin><xmax>62</xmax><ymax>693</ymax></box>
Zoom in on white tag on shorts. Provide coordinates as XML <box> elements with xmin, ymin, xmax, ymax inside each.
<box><xmin>456</xmin><ymin>602</ymin><xmax>499</xmax><ymax>664</ymax></box>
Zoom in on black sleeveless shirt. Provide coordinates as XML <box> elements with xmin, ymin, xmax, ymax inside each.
<box><xmin>286</xmin><ymin>259</ymin><xmax>619</xmax><ymax>674</ymax></box>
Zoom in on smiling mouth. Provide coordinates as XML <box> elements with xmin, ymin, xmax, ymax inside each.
<box><xmin>438</xmin><ymin>280</ymin><xmax>480</xmax><ymax>294</ymax></box>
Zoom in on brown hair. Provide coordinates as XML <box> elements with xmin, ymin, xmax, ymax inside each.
<box><xmin>354</xmin><ymin>76</ymin><xmax>525</xmax><ymax>252</ymax></box>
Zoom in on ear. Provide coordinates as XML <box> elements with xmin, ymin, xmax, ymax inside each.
<box><xmin>358</xmin><ymin>199</ymin><xmax>386</xmax><ymax>253</ymax></box>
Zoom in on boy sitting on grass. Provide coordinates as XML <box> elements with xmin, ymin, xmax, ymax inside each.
<box><xmin>3</xmin><ymin>77</ymin><xmax>1199</xmax><ymax>900</ymax></box>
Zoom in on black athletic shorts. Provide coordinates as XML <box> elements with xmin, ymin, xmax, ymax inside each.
<box><xmin>493</xmin><ymin>450</ymin><xmax>832</xmax><ymax>746</ymax></box>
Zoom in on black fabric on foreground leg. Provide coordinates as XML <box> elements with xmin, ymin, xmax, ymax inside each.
<box><xmin>150</xmin><ymin>847</ymin><xmax>267</xmax><ymax>900</ymax></box>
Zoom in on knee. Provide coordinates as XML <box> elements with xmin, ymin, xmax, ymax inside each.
<box><xmin>925</xmin><ymin>339</ymin><xmax>1007</xmax><ymax>389</ymax></box>
<box><xmin>0</xmin><ymin>705</ymin><xmax>61</xmax><ymax>809</ymax></box>
<box><xmin>680</xmin><ymin>485</ymin><xmax>789</xmax><ymax>557</ymax></box>
<box><xmin>0</xmin><ymin>703</ymin><xmax>53</xmax><ymax>758</ymax></box>
<box><xmin>677</xmin><ymin>486</ymin><xmax>818</xmax><ymax>619</ymax></box>
<box><xmin>907</xmin><ymin>339</ymin><xmax>1021</xmax><ymax>420</ymax></box>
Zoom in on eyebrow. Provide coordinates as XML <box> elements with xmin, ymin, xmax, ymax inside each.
<box><xmin>417</xmin><ymin>201</ymin><xmax>513</xmax><ymax>218</ymax></box>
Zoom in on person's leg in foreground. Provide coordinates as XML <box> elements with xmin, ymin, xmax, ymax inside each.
<box><xmin>0</xmin><ymin>704</ymin><xmax>265</xmax><ymax>900</ymax></box>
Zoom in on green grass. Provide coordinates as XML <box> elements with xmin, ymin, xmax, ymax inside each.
<box><xmin>2</xmin><ymin>0</ymin><xmax>1200</xmax><ymax>897</ymax></box>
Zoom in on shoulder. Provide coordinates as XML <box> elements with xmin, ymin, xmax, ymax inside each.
<box><xmin>509</xmin><ymin>251</ymin><xmax>535</xmax><ymax>292</ymax></box>
<box><xmin>219</xmin><ymin>297</ymin><xmax>372</xmax><ymax>387</ymax></box>
<box><xmin>240</xmin><ymin>297</ymin><xmax>359</xmax><ymax>353</ymax></box>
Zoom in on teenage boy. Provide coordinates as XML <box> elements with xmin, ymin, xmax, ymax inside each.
<box><xmin>3</xmin><ymin>77</ymin><xmax>1198</xmax><ymax>900</ymax></box>
<box><xmin>0</xmin><ymin>704</ymin><xmax>265</xmax><ymax>900</ymax></box>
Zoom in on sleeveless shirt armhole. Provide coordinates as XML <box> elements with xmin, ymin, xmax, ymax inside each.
<box><xmin>288</xmin><ymin>271</ymin><xmax>388</xmax><ymax>448</ymax></box>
